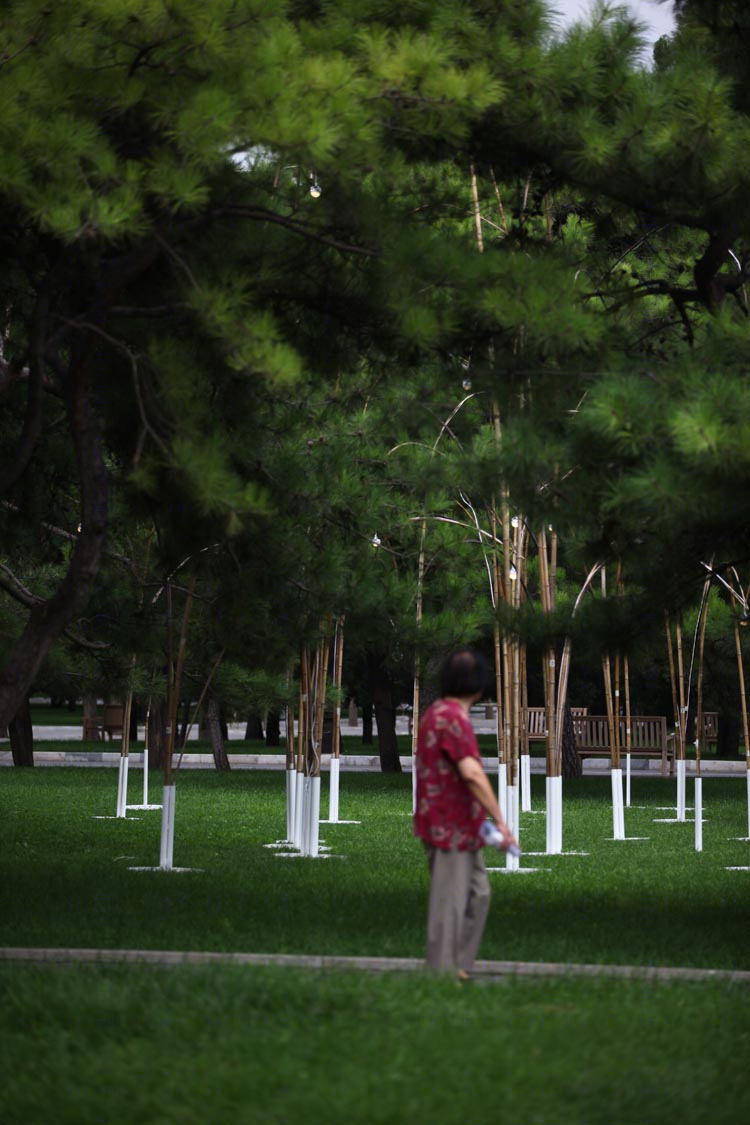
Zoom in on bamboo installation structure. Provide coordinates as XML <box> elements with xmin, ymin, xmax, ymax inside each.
<box><xmin>539</xmin><ymin>526</ymin><xmax>564</xmax><ymax>852</ymax></box>
<box><xmin>599</xmin><ymin>567</ymin><xmax>625</xmax><ymax>839</ymax></box>
<box><xmin>665</xmin><ymin>612</ymin><xmax>688</xmax><ymax>821</ymax></box>
<box><xmin>159</xmin><ymin>575</ymin><xmax>195</xmax><ymax>869</ymax></box>
<box><xmin>327</xmin><ymin>615</ymin><xmax>345</xmax><ymax>823</ymax></box>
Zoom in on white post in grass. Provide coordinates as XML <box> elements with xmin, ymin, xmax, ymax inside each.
<box><xmin>676</xmin><ymin>758</ymin><xmax>687</xmax><ymax>821</ymax></box>
<box><xmin>498</xmin><ymin>761</ymin><xmax>508</xmax><ymax>825</ymax></box>
<box><xmin>300</xmin><ymin>775</ymin><xmax>311</xmax><ymax>855</ymax></box>
<box><xmin>329</xmin><ymin>757</ymin><xmax>340</xmax><ymax>823</ymax></box>
<box><xmin>293</xmin><ymin>770</ymin><xmax>304</xmax><ymax>848</ymax></box>
<box><xmin>521</xmin><ymin>752</ymin><xmax>532</xmax><ymax>812</ymax></box>
<box><xmin>286</xmin><ymin>765</ymin><xmax>295</xmax><ymax>842</ymax></box>
<box><xmin>625</xmin><ymin>752</ymin><xmax>631</xmax><ymax>808</ymax></box>
<box><xmin>142</xmin><ymin>734</ymin><xmax>150</xmax><ymax>806</ymax></box>
<box><xmin>694</xmin><ymin>777</ymin><xmax>703</xmax><ymax>852</ymax></box>
<box><xmin>159</xmin><ymin>785</ymin><xmax>176</xmax><ymax>870</ymax></box>
<box><xmin>552</xmin><ymin>774</ymin><xmax>563</xmax><ymax>852</ymax></box>
<box><xmin>611</xmin><ymin>768</ymin><xmax>624</xmax><ymax>840</ymax></box>
<box><xmin>548</xmin><ymin>774</ymin><xmax>555</xmax><ymax>850</ymax></box>
<box><xmin>309</xmin><ymin>775</ymin><xmax>321</xmax><ymax>857</ymax></box>
<box><xmin>116</xmin><ymin>756</ymin><xmax>129</xmax><ymax>818</ymax></box>
<box><xmin>506</xmin><ymin>784</ymin><xmax>520</xmax><ymax>871</ymax></box>
<box><xmin>747</xmin><ymin>770</ymin><xmax>750</xmax><ymax>838</ymax></box>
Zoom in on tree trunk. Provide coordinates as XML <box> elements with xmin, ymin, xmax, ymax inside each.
<box><xmin>361</xmin><ymin>700</ymin><xmax>373</xmax><ymax>744</ymax></box>
<box><xmin>244</xmin><ymin>714</ymin><xmax>264</xmax><ymax>740</ymax></box>
<box><xmin>8</xmin><ymin>696</ymin><xmax>34</xmax><ymax>767</ymax></box>
<box><xmin>207</xmin><ymin>695</ymin><xmax>231</xmax><ymax>771</ymax></box>
<box><xmin>265</xmin><ymin>710</ymin><xmax>280</xmax><ymax>747</ymax></box>
<box><xmin>717</xmin><ymin>713</ymin><xmax>739</xmax><ymax>759</ymax></box>
<box><xmin>147</xmin><ymin>698</ymin><xmax>169</xmax><ymax>770</ymax></box>
<box><xmin>370</xmin><ymin>654</ymin><xmax>401</xmax><ymax>772</ymax></box>
<box><xmin>0</xmin><ymin>340</ymin><xmax>108</xmax><ymax>732</ymax></box>
<box><xmin>561</xmin><ymin>703</ymin><xmax>583</xmax><ymax>778</ymax></box>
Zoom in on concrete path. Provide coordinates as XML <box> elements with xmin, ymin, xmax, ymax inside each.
<box><xmin>2</xmin><ymin>946</ymin><xmax>749</xmax><ymax>983</ymax></box>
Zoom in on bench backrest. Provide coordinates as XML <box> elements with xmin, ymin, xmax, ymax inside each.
<box><xmin>572</xmin><ymin>715</ymin><xmax>667</xmax><ymax>751</ymax></box>
<box><xmin>526</xmin><ymin>706</ymin><xmax>588</xmax><ymax>737</ymax></box>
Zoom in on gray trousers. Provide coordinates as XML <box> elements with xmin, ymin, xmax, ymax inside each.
<box><xmin>423</xmin><ymin>843</ymin><xmax>491</xmax><ymax>972</ymax></box>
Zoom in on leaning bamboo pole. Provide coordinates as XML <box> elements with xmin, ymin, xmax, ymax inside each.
<box><xmin>624</xmin><ymin>654</ymin><xmax>632</xmax><ymax>806</ymax></box>
<box><xmin>732</xmin><ymin>593</ymin><xmax>750</xmax><ymax>839</ymax></box>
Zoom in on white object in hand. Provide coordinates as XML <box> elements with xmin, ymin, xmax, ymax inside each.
<box><xmin>479</xmin><ymin>820</ymin><xmax>521</xmax><ymax>856</ymax></box>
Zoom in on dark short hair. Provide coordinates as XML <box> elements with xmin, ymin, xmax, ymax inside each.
<box><xmin>439</xmin><ymin>650</ymin><xmax>488</xmax><ymax>698</ymax></box>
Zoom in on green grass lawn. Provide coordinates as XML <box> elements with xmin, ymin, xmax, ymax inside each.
<box><xmin>2</xmin><ymin>768</ymin><xmax>749</xmax><ymax>1125</ymax></box>
<box><xmin>2</xmin><ymin>768</ymin><xmax>749</xmax><ymax>967</ymax></box>
<box><xmin>2</xmin><ymin>962</ymin><xmax>747</xmax><ymax>1125</ymax></box>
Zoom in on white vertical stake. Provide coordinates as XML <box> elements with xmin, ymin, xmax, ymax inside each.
<box><xmin>506</xmin><ymin>784</ymin><xmax>520</xmax><ymax>871</ymax></box>
<box><xmin>286</xmin><ymin>767</ymin><xmax>294</xmax><ymax>841</ymax></box>
<box><xmin>293</xmin><ymin>771</ymin><xmax>304</xmax><ymax>848</ymax></box>
<box><xmin>116</xmin><ymin>757</ymin><xmax>124</xmax><ymax>817</ymax></box>
<box><xmin>677</xmin><ymin>759</ymin><xmax>686</xmax><ymax>821</ymax></box>
<box><xmin>611</xmin><ymin>768</ymin><xmax>624</xmax><ymax>839</ymax></box>
<box><xmin>159</xmin><ymin>785</ymin><xmax>176</xmax><ymax>869</ymax></box>
<box><xmin>497</xmin><ymin>761</ymin><xmax>508</xmax><ymax>824</ymax></box>
<box><xmin>142</xmin><ymin>738</ymin><xmax>149</xmax><ymax>806</ymax></box>
<box><xmin>309</xmin><ymin>775</ymin><xmax>321</xmax><ymax>857</ymax></box>
<box><xmin>301</xmin><ymin>776</ymin><xmax>312</xmax><ymax>856</ymax></box>
<box><xmin>625</xmin><ymin>753</ymin><xmax>631</xmax><ymax>807</ymax></box>
<box><xmin>521</xmin><ymin>753</ymin><xmax>532</xmax><ymax>812</ymax></box>
<box><xmin>412</xmin><ymin>753</ymin><xmax>417</xmax><ymax>814</ymax></box>
<box><xmin>746</xmin><ymin>771</ymin><xmax>750</xmax><ymax>838</ymax></box>
<box><xmin>552</xmin><ymin>774</ymin><xmax>563</xmax><ymax>852</ymax></box>
<box><xmin>694</xmin><ymin>777</ymin><xmax>703</xmax><ymax>852</ymax></box>
<box><xmin>545</xmin><ymin>775</ymin><xmax>552</xmax><ymax>854</ymax></box>
<box><xmin>329</xmin><ymin>757</ymin><xmax>340</xmax><ymax>823</ymax></box>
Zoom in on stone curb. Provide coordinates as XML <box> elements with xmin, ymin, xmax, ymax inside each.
<box><xmin>2</xmin><ymin>947</ymin><xmax>749</xmax><ymax>983</ymax></box>
<box><xmin>1</xmin><ymin>751</ymin><xmax>746</xmax><ymax>776</ymax></box>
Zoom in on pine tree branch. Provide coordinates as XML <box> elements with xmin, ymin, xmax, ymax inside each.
<box><xmin>216</xmin><ymin>205</ymin><xmax>379</xmax><ymax>258</ymax></box>
<box><xmin>0</xmin><ymin>563</ymin><xmax>109</xmax><ymax>650</ymax></box>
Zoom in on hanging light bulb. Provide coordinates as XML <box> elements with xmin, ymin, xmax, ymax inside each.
<box><xmin>371</xmin><ymin>533</ymin><xmax>381</xmax><ymax>549</ymax></box>
<box><xmin>462</xmin><ymin>377</ymin><xmax>472</xmax><ymax>391</ymax></box>
<box><xmin>508</xmin><ymin>565</ymin><xmax>518</xmax><ymax>581</ymax></box>
<box><xmin>511</xmin><ymin>515</ymin><xmax>519</xmax><ymax>528</ymax></box>
<box><xmin>309</xmin><ymin>179</ymin><xmax>322</xmax><ymax>198</ymax></box>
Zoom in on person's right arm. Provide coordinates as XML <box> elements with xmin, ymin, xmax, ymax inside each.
<box><xmin>457</xmin><ymin>756</ymin><xmax>519</xmax><ymax>852</ymax></box>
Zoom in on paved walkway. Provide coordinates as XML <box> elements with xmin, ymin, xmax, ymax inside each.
<box><xmin>2</xmin><ymin>947</ymin><xmax>748</xmax><ymax>983</ymax></box>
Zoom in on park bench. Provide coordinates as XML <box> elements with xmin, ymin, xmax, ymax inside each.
<box><xmin>81</xmin><ymin>703</ymin><xmax>124</xmax><ymax>742</ymax></box>
<box><xmin>572</xmin><ymin>714</ymin><xmax>673</xmax><ymax>776</ymax></box>
<box><xmin>526</xmin><ymin>706</ymin><xmax>588</xmax><ymax>744</ymax></box>
<box><xmin>696</xmin><ymin>711</ymin><xmax>719</xmax><ymax>750</ymax></box>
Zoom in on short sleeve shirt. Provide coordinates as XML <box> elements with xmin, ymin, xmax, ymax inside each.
<box><xmin>413</xmin><ymin>698</ymin><xmax>484</xmax><ymax>851</ymax></box>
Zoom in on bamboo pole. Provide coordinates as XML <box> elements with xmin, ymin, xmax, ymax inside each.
<box><xmin>695</xmin><ymin>593</ymin><xmax>710</xmax><ymax>778</ymax></box>
<box><xmin>165</xmin><ymin>574</ymin><xmax>195</xmax><ymax>788</ymax></box>
<box><xmin>666</xmin><ymin>612</ymin><xmax>681</xmax><ymax>757</ymax></box>
<box><xmin>332</xmin><ymin>616</ymin><xmax>345</xmax><ymax>761</ymax></box>
<box><xmin>489</xmin><ymin>167</ymin><xmax>509</xmax><ymax>235</ymax></box>
<box><xmin>676</xmin><ymin>617</ymin><xmax>687</xmax><ymax>761</ymax></box>
<box><xmin>735</xmin><ymin>613</ymin><xmax>750</xmax><ymax>770</ymax></box>
<box><xmin>297</xmin><ymin>647</ymin><xmax>308</xmax><ymax>777</ymax></box>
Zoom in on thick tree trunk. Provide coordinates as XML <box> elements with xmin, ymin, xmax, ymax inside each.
<box><xmin>207</xmin><ymin>695</ymin><xmax>230</xmax><ymax>771</ymax></box>
<box><xmin>147</xmin><ymin>698</ymin><xmax>169</xmax><ymax>770</ymax></box>
<box><xmin>0</xmin><ymin>341</ymin><xmax>108</xmax><ymax>731</ymax></box>
<box><xmin>561</xmin><ymin>703</ymin><xmax>583</xmax><ymax>778</ymax></box>
<box><xmin>8</xmin><ymin>696</ymin><xmax>34</xmax><ymax>767</ymax></box>
<box><xmin>369</xmin><ymin>654</ymin><xmax>401</xmax><ymax>772</ymax></box>
<box><xmin>717</xmin><ymin>713</ymin><xmax>739</xmax><ymax>759</ymax></box>
<box><xmin>265</xmin><ymin>709</ymin><xmax>280</xmax><ymax>747</ymax></box>
<box><xmin>244</xmin><ymin>714</ymin><xmax>264</xmax><ymax>740</ymax></box>
<box><xmin>361</xmin><ymin>701</ymin><xmax>373</xmax><ymax>744</ymax></box>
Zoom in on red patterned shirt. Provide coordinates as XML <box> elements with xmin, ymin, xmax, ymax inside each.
<box><xmin>413</xmin><ymin>698</ymin><xmax>485</xmax><ymax>851</ymax></box>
